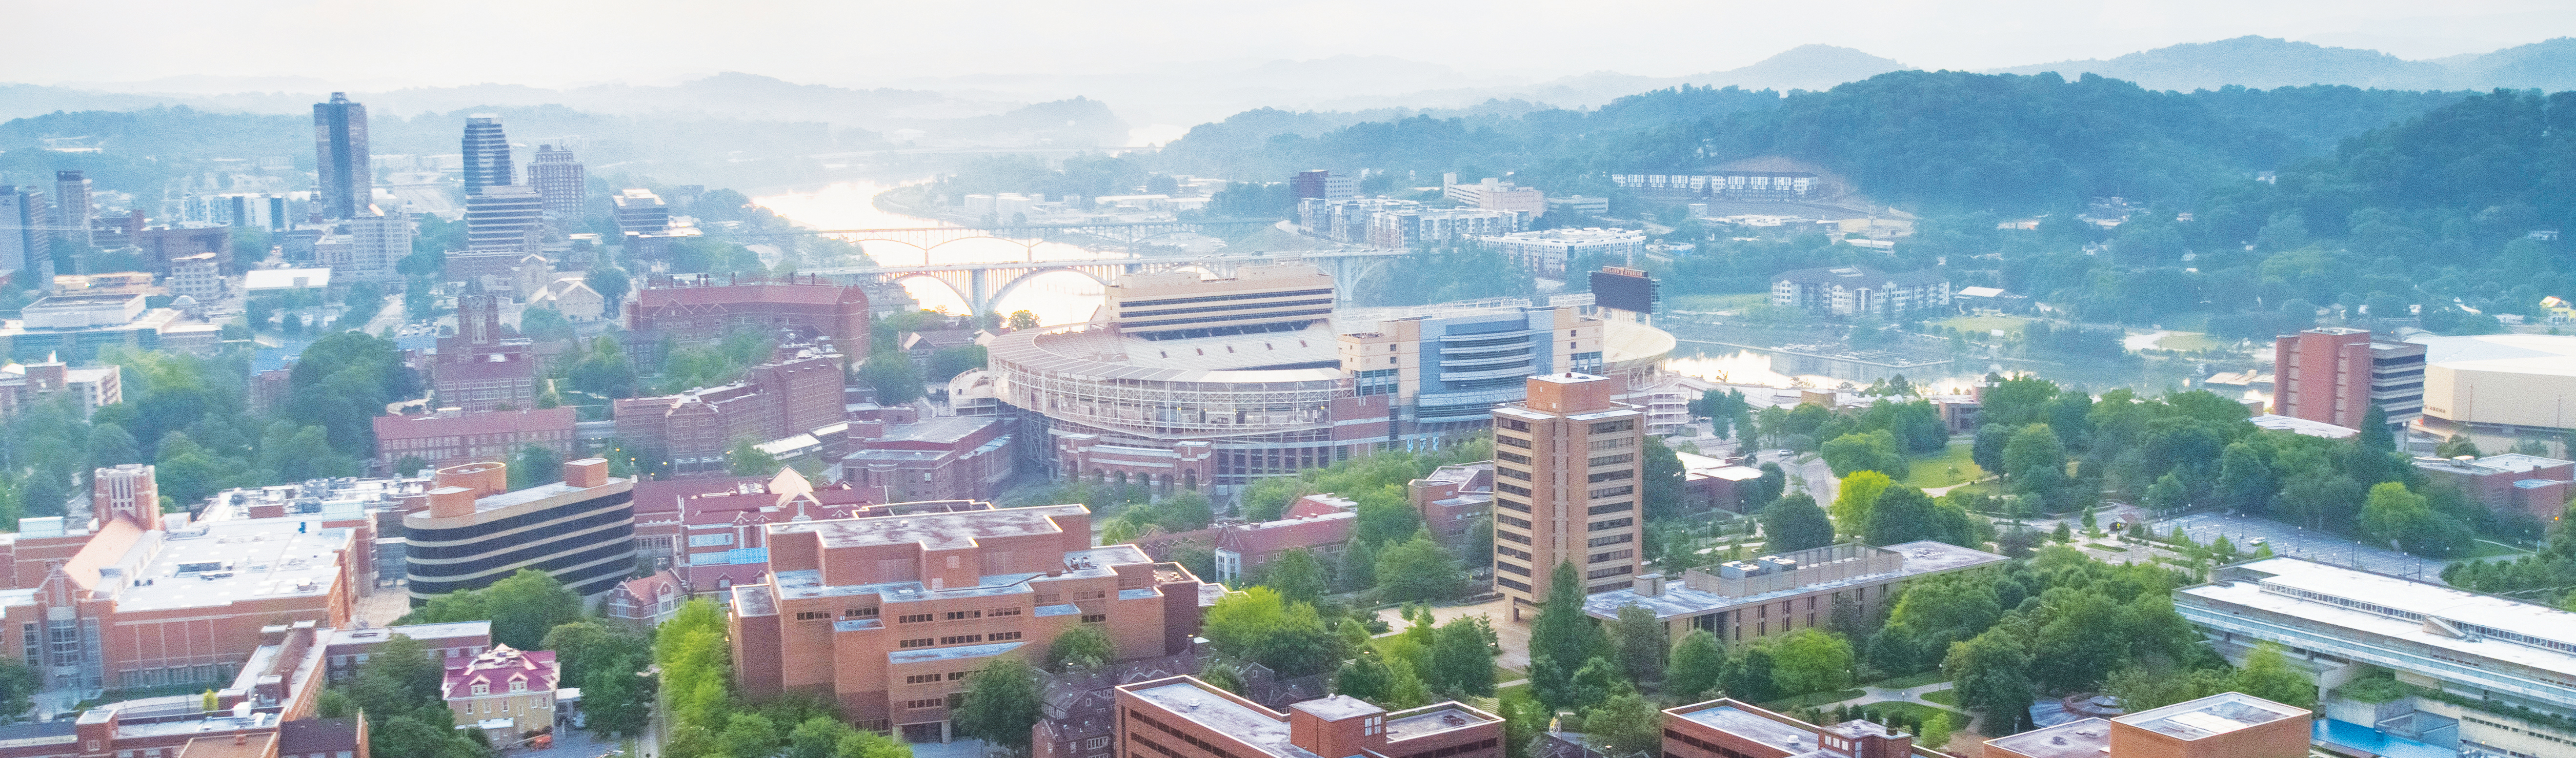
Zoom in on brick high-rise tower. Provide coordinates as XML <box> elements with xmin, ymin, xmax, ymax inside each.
<box><xmin>2273</xmin><ymin>327</ymin><xmax>2424</xmax><ymax>430</ymax></box>
<box><xmin>1491</xmin><ymin>371</ymin><xmax>1643</xmax><ymax>618</ymax></box>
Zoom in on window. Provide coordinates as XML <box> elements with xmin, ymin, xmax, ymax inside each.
<box><xmin>1497</xmin><ymin>577</ymin><xmax>1531</xmax><ymax>592</ymax></box>
<box><xmin>1496</xmin><ymin>434</ymin><xmax>1531</xmax><ymax>449</ymax></box>
<box><xmin>472</xmin><ymin>683</ymin><xmax>489</xmax><ymax>695</ymax></box>
<box><xmin>1588</xmin><ymin>517</ymin><xmax>1634</xmax><ymax>531</ymax></box>
<box><xmin>898</xmin><ymin>613</ymin><xmax>935</xmax><ymax>624</ymax></box>
<box><xmin>989</xmin><ymin>631</ymin><xmax>1023</xmax><ymax>641</ymax></box>
<box><xmin>898</xmin><ymin>638</ymin><xmax>935</xmax><ymax>649</ymax></box>
<box><xmin>1496</xmin><ymin>545</ymin><xmax>1531</xmax><ymax>560</ymax></box>
<box><xmin>510</xmin><ymin>679</ymin><xmax>527</xmax><ymax>693</ymax></box>
<box><xmin>1587</xmin><ymin>484</ymin><xmax>1634</xmax><ymax>499</ymax></box>
<box><xmin>1496</xmin><ymin>514</ymin><xmax>1531</xmax><ymax>529</ymax></box>
<box><xmin>944</xmin><ymin>610</ymin><xmax>982</xmax><ymax>620</ymax></box>
<box><xmin>1496</xmin><ymin>467</ymin><xmax>1531</xmax><ymax>481</ymax></box>
<box><xmin>1587</xmin><ymin>502</ymin><xmax>1631</xmax><ymax>515</ymax></box>
<box><xmin>950</xmin><ymin>672</ymin><xmax>972</xmax><ymax>681</ymax></box>
<box><xmin>1497</xmin><ymin>418</ymin><xmax>1530</xmax><ymax>432</ymax></box>
<box><xmin>687</xmin><ymin>533</ymin><xmax>734</xmax><ymax>547</ymax></box>
<box><xmin>939</xmin><ymin>635</ymin><xmax>984</xmax><ymax>645</ymax></box>
<box><xmin>1587</xmin><ymin>565</ymin><xmax>1634</xmax><ymax>580</ymax></box>
<box><xmin>1587</xmin><ymin>438</ymin><xmax>1633</xmax><ymax>451</ymax></box>
<box><xmin>1496</xmin><ymin>483</ymin><xmax>1531</xmax><ymax>497</ymax></box>
<box><xmin>906</xmin><ymin>674</ymin><xmax>942</xmax><ymax>684</ymax></box>
<box><xmin>989</xmin><ymin>607</ymin><xmax>1022</xmax><ymax>617</ymax></box>
<box><xmin>1496</xmin><ymin>497</ymin><xmax>1531</xmax><ymax>513</ymax></box>
<box><xmin>795</xmin><ymin>611</ymin><xmax>831</xmax><ymax>621</ymax></box>
<box><xmin>1587</xmin><ymin>469</ymin><xmax>1633</xmax><ymax>483</ymax></box>
<box><xmin>1587</xmin><ymin>533</ymin><xmax>1633</xmax><ymax>547</ymax></box>
<box><xmin>904</xmin><ymin>698</ymin><xmax>946</xmax><ymax>710</ymax></box>
<box><xmin>1495</xmin><ymin>561</ymin><xmax>1531</xmax><ymax>576</ymax></box>
<box><xmin>1590</xmin><ymin>419</ymin><xmax>1634</xmax><ymax>434</ymax></box>
<box><xmin>1496</xmin><ymin>450</ymin><xmax>1530</xmax><ymax>464</ymax></box>
<box><xmin>1498</xmin><ymin>531</ymin><xmax>1531</xmax><ymax>545</ymax></box>
<box><xmin>1588</xmin><ymin>549</ymin><xmax>1633</xmax><ymax>564</ymax></box>
<box><xmin>1081</xmin><ymin>614</ymin><xmax>1108</xmax><ymax>623</ymax></box>
<box><xmin>845</xmin><ymin>607</ymin><xmax>879</xmax><ymax>618</ymax></box>
<box><xmin>1588</xmin><ymin>453</ymin><xmax>1633</xmax><ymax>467</ymax></box>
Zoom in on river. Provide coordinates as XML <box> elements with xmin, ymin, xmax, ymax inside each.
<box><xmin>753</xmin><ymin>181</ymin><xmax>1118</xmax><ymax>325</ymax></box>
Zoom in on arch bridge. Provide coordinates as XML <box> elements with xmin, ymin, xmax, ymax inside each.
<box><xmin>805</xmin><ymin>248</ymin><xmax>1411</xmax><ymax>318</ymax></box>
<box><xmin>709</xmin><ymin>219</ymin><xmax>1285</xmax><ymax>257</ymax></box>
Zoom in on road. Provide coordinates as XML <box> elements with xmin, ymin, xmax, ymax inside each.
<box><xmin>2150</xmin><ymin>512</ymin><xmax>2453</xmax><ymax>580</ymax></box>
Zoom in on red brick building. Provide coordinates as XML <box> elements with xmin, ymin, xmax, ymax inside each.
<box><xmin>373</xmin><ymin>407</ymin><xmax>577</xmax><ymax>472</ymax></box>
<box><xmin>1109</xmin><ymin>676</ymin><xmax>1502</xmax><ymax>758</ymax></box>
<box><xmin>844</xmin><ymin>416</ymin><xmax>1017</xmax><ymax>504</ymax></box>
<box><xmin>1408</xmin><ymin>463</ymin><xmax>1491</xmax><ymax>546</ymax></box>
<box><xmin>431</xmin><ymin>295</ymin><xmax>539</xmax><ymax>412</ymax></box>
<box><xmin>625</xmin><ymin>278</ymin><xmax>872</xmax><ymax>363</ymax></box>
<box><xmin>1657</xmin><ymin>698</ymin><xmax>1922</xmax><ymax>758</ymax></box>
<box><xmin>2273</xmin><ymin>327</ymin><xmax>2425</xmax><ymax>429</ymax></box>
<box><xmin>728</xmin><ymin>504</ymin><xmax>1215</xmax><ymax>740</ymax></box>
<box><xmin>613</xmin><ymin>345</ymin><xmax>845</xmax><ymax>471</ymax></box>
<box><xmin>2413</xmin><ymin>452</ymin><xmax>2576</xmax><ymax>520</ymax></box>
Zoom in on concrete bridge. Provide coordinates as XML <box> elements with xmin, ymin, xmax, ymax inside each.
<box><xmin>804</xmin><ymin>247</ymin><xmax>1411</xmax><ymax>317</ymax></box>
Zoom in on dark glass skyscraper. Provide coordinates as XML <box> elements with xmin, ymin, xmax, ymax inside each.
<box><xmin>461</xmin><ymin>115</ymin><xmax>515</xmax><ymax>196</ymax></box>
<box><xmin>312</xmin><ymin>92</ymin><xmax>371</xmax><ymax>220</ymax></box>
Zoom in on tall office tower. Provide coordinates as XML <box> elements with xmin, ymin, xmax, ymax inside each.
<box><xmin>461</xmin><ymin>115</ymin><xmax>515</xmax><ymax>196</ymax></box>
<box><xmin>313</xmin><ymin>92</ymin><xmax>371</xmax><ymax>219</ymax></box>
<box><xmin>611</xmin><ymin>188</ymin><xmax>668</xmax><ymax>233</ymax></box>
<box><xmin>1490</xmin><ymin>371</ymin><xmax>1644</xmax><ymax>617</ymax></box>
<box><xmin>2274</xmin><ymin>327</ymin><xmax>2425</xmax><ymax>430</ymax></box>
<box><xmin>0</xmin><ymin>186</ymin><xmax>42</xmax><ymax>280</ymax></box>
<box><xmin>1292</xmin><ymin>169</ymin><xmax>1355</xmax><ymax>201</ymax></box>
<box><xmin>528</xmin><ymin>144</ymin><xmax>585</xmax><ymax>226</ymax></box>
<box><xmin>465</xmin><ymin>185</ymin><xmax>543</xmax><ymax>253</ymax></box>
<box><xmin>53</xmin><ymin>170</ymin><xmax>93</xmax><ymax>248</ymax></box>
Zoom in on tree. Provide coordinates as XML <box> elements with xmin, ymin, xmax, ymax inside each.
<box><xmin>1579</xmin><ymin>692</ymin><xmax>1663</xmax><ymax>758</ymax></box>
<box><xmin>1722</xmin><ymin>647</ymin><xmax>1777</xmax><ymax>703</ymax></box>
<box><xmin>1385</xmin><ymin>663</ymin><xmax>1433</xmax><ymax>709</ymax></box>
<box><xmin>1528</xmin><ymin>563</ymin><xmax>1607</xmax><ymax>677</ymax></box>
<box><xmin>586</xmin><ymin>266</ymin><xmax>632</xmax><ymax>312</ymax></box>
<box><xmin>724</xmin><ymin>712</ymin><xmax>781</xmax><ymax>758</ymax></box>
<box><xmin>1376</xmin><ymin>535</ymin><xmax>1466</xmax><ymax>603</ymax></box>
<box><xmin>1761</xmin><ymin>493</ymin><xmax>1837</xmax><ymax>553</ymax></box>
<box><xmin>1945</xmin><ymin>629</ymin><xmax>2035</xmax><ymax>735</ymax></box>
<box><xmin>1918</xmin><ymin>713</ymin><xmax>1954</xmax><ymax>749</ymax></box>
<box><xmin>1199</xmin><ymin>588</ymin><xmax>1343</xmax><ymax>677</ymax></box>
<box><xmin>1335</xmin><ymin>653</ymin><xmax>1396</xmax><ymax>705</ymax></box>
<box><xmin>508</xmin><ymin>444</ymin><xmax>563</xmax><ymax>491</ymax></box>
<box><xmin>1831</xmin><ymin>471</ymin><xmax>1894</xmax><ymax>535</ymax></box>
<box><xmin>1821</xmin><ymin>431</ymin><xmax>1909</xmax><ymax>480</ymax></box>
<box><xmin>2435</xmin><ymin>434</ymin><xmax>2482</xmax><ymax>458</ymax></box>
<box><xmin>541</xmin><ymin>620</ymin><xmax>648</xmax><ymax>691</ymax></box>
<box><xmin>402</xmin><ymin>569</ymin><xmax>583</xmax><ymax>650</ymax></box>
<box><xmin>1263</xmin><ymin>547</ymin><xmax>1328</xmax><ymax>607</ymax></box>
<box><xmin>926</xmin><ymin>345</ymin><xmax>989</xmax><ymax>383</ymax></box>
<box><xmin>1666</xmin><ymin>630</ymin><xmax>1727</xmax><ymax>701</ymax></box>
<box><xmin>2001</xmin><ymin>424</ymin><xmax>2068</xmax><ymax>489</ymax></box>
<box><xmin>1606</xmin><ymin>604</ymin><xmax>1668</xmax><ymax>685</ymax></box>
<box><xmin>1006</xmin><ymin>310</ymin><xmax>1041</xmax><ymax>329</ymax></box>
<box><xmin>859</xmin><ymin>349</ymin><xmax>927</xmax><ymax>404</ymax></box>
<box><xmin>582</xmin><ymin>660</ymin><xmax>653</xmax><ymax>737</ymax></box>
<box><xmin>2231</xmin><ymin>642</ymin><xmax>2315</xmax><ymax>709</ymax></box>
<box><xmin>1750</xmin><ymin>463</ymin><xmax>1788</xmax><ymax>509</ymax></box>
<box><xmin>1044</xmin><ymin>625</ymin><xmax>1116</xmax><ymax>673</ymax></box>
<box><xmin>0</xmin><ymin>659</ymin><xmax>38</xmax><ymax>722</ymax></box>
<box><xmin>85</xmin><ymin>423</ymin><xmax>140</xmax><ymax>469</ymax></box>
<box><xmin>1972</xmin><ymin>424</ymin><xmax>2014</xmax><ymax>477</ymax></box>
<box><xmin>1862</xmin><ymin>487</ymin><xmax>1943</xmax><ymax>546</ymax></box>
<box><xmin>1765</xmin><ymin>629</ymin><xmax>1854</xmax><ymax>696</ymax></box>
<box><xmin>1428</xmin><ymin>617</ymin><xmax>1497</xmax><ymax>697</ymax></box>
<box><xmin>954</xmin><ymin>657</ymin><xmax>1045</xmax><ymax>755</ymax></box>
<box><xmin>1643</xmin><ymin>436</ymin><xmax>1688</xmax><ymax>519</ymax></box>
<box><xmin>725</xmin><ymin>438</ymin><xmax>776</xmax><ymax>476</ymax></box>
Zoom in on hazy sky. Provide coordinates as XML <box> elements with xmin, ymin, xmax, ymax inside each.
<box><xmin>18</xmin><ymin>0</ymin><xmax>2575</xmax><ymax>90</ymax></box>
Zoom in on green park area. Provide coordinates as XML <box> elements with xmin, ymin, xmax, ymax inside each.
<box><xmin>1902</xmin><ymin>441</ymin><xmax>1986</xmax><ymax>490</ymax></box>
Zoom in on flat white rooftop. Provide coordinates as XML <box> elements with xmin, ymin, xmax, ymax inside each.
<box><xmin>2181</xmin><ymin>558</ymin><xmax>2576</xmax><ymax>679</ymax></box>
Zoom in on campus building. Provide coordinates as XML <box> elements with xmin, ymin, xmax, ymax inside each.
<box><xmin>726</xmin><ymin>503</ymin><xmax>1216</xmax><ymax>740</ymax></box>
<box><xmin>2273</xmin><ymin>328</ymin><xmax>2424</xmax><ymax>429</ymax></box>
<box><xmin>372</xmin><ymin>407</ymin><xmax>578</xmax><ymax>473</ymax></box>
<box><xmin>2175</xmin><ymin>557</ymin><xmax>2576</xmax><ymax>758</ymax></box>
<box><xmin>0</xmin><ymin>622</ymin><xmax>359</xmax><ymax>758</ymax></box>
<box><xmin>401</xmin><ymin>458</ymin><xmax>637</xmax><ymax>604</ymax></box>
<box><xmin>2410</xmin><ymin>452</ymin><xmax>2574</xmax><ymax>521</ymax></box>
<box><xmin>624</xmin><ymin>278</ymin><xmax>872</xmax><ymax>364</ymax></box>
<box><xmin>612</xmin><ymin>344</ymin><xmax>845</xmax><ymax>471</ymax></box>
<box><xmin>1408</xmin><ymin>463</ymin><xmax>1492</xmax><ymax>549</ymax></box>
<box><xmin>430</xmin><ymin>295</ymin><xmax>538</xmax><ymax>413</ymax></box>
<box><xmin>1986</xmin><ymin>692</ymin><xmax>2311</xmax><ymax>758</ymax></box>
<box><xmin>1769</xmin><ymin>266</ymin><xmax>1952</xmax><ymax>317</ymax></box>
<box><xmin>1476</xmin><ymin>228</ymin><xmax>1645</xmax><ymax>278</ymax></box>
<box><xmin>1490</xmin><ymin>372</ymin><xmax>1645</xmax><ymax>612</ymax></box>
<box><xmin>1337</xmin><ymin>303</ymin><xmax>1607</xmax><ymax>430</ymax></box>
<box><xmin>2408</xmin><ymin>333</ymin><xmax>2576</xmax><ymax>433</ymax></box>
<box><xmin>1582</xmin><ymin>541</ymin><xmax>2008</xmax><ymax>642</ymax></box>
<box><xmin>324</xmin><ymin>621</ymin><xmax>492</xmax><ymax>680</ymax></box>
<box><xmin>1445</xmin><ymin>178</ymin><xmax>1546</xmax><ymax>218</ymax></box>
<box><xmin>1657</xmin><ymin>698</ymin><xmax>1925</xmax><ymax>758</ymax></box>
<box><xmin>442</xmin><ymin>644</ymin><xmax>560</xmax><ymax>735</ymax></box>
<box><xmin>1110</xmin><ymin>676</ymin><xmax>1503</xmax><ymax>758</ymax></box>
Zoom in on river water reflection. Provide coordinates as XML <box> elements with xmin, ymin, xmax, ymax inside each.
<box><xmin>754</xmin><ymin>181</ymin><xmax>1116</xmax><ymax>325</ymax></box>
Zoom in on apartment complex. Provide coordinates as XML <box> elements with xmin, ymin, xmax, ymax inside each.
<box><xmin>1583</xmin><ymin>541</ymin><xmax>2006</xmax><ymax>642</ymax></box>
<box><xmin>372</xmin><ymin>407</ymin><xmax>579</xmax><ymax>473</ymax></box>
<box><xmin>1368</xmin><ymin>208</ymin><xmax>1526</xmax><ymax>248</ymax></box>
<box><xmin>727</xmin><ymin>504</ymin><xmax>1215</xmax><ymax>740</ymax></box>
<box><xmin>612</xmin><ymin>344</ymin><xmax>845</xmax><ymax>471</ymax></box>
<box><xmin>1611</xmin><ymin>171</ymin><xmax>1818</xmax><ymax>201</ymax></box>
<box><xmin>1770</xmin><ymin>266</ymin><xmax>1952</xmax><ymax>317</ymax></box>
<box><xmin>1489</xmin><ymin>372</ymin><xmax>1645</xmax><ymax>612</ymax></box>
<box><xmin>2274</xmin><ymin>328</ymin><xmax>2425</xmax><ymax>429</ymax></box>
<box><xmin>2176</xmin><ymin>557</ymin><xmax>2576</xmax><ymax>758</ymax></box>
<box><xmin>0</xmin><ymin>360</ymin><xmax>122</xmax><ymax>418</ymax></box>
<box><xmin>1110</xmin><ymin>676</ymin><xmax>1503</xmax><ymax>758</ymax></box>
<box><xmin>1477</xmin><ymin>228</ymin><xmax>1645</xmax><ymax>278</ymax></box>
<box><xmin>1297</xmin><ymin>198</ymin><xmax>1418</xmax><ymax>244</ymax></box>
<box><xmin>401</xmin><ymin>458</ymin><xmax>637</xmax><ymax>603</ymax></box>
<box><xmin>312</xmin><ymin>93</ymin><xmax>370</xmax><ymax>220</ymax></box>
<box><xmin>1445</xmin><ymin>177</ymin><xmax>1546</xmax><ymax>217</ymax></box>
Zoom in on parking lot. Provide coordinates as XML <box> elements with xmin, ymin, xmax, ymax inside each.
<box><xmin>2149</xmin><ymin>512</ymin><xmax>2451</xmax><ymax>581</ymax></box>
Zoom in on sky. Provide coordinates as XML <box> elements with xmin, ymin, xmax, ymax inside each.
<box><xmin>15</xmin><ymin>0</ymin><xmax>2575</xmax><ymax>91</ymax></box>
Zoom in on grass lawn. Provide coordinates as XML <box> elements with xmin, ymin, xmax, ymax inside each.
<box><xmin>2462</xmin><ymin>540</ymin><xmax>2533</xmax><ymax>560</ymax></box>
<box><xmin>1870</xmin><ymin>670</ymin><xmax>1951</xmax><ymax>689</ymax></box>
<box><xmin>1765</xmin><ymin>689</ymin><xmax>1867</xmax><ymax>710</ymax></box>
<box><xmin>2092</xmin><ymin>544</ymin><xmax>2130</xmax><ymax>552</ymax></box>
<box><xmin>1903</xmin><ymin>441</ymin><xmax>1986</xmax><ymax>490</ymax></box>
<box><xmin>1936</xmin><ymin>314</ymin><xmax>2034</xmax><ymax>338</ymax></box>
<box><xmin>1861</xmin><ymin>701</ymin><xmax>1963</xmax><ymax>723</ymax></box>
<box><xmin>1669</xmin><ymin>293</ymin><xmax>1769</xmax><ymax>312</ymax></box>
<box><xmin>1497</xmin><ymin>666</ymin><xmax>1529</xmax><ymax>681</ymax></box>
<box><xmin>2155</xmin><ymin>332</ymin><xmax>2225</xmax><ymax>351</ymax></box>
<box><xmin>1919</xmin><ymin>689</ymin><xmax>1960</xmax><ymax>707</ymax></box>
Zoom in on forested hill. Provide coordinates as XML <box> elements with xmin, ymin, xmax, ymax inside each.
<box><xmin>1149</xmin><ymin>70</ymin><xmax>2468</xmax><ymax>215</ymax></box>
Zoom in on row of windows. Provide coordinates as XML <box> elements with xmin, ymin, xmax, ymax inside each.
<box><xmin>1497</xmin><ymin>497</ymin><xmax>1531</xmax><ymax>513</ymax></box>
<box><xmin>899</xmin><ymin>614</ymin><xmax>936</xmax><ymax>624</ymax></box>
<box><xmin>1590</xmin><ymin>549</ymin><xmax>1633</xmax><ymax>564</ymax></box>
<box><xmin>1497</xmin><ymin>514</ymin><xmax>1531</xmax><ymax>529</ymax></box>
<box><xmin>1588</xmin><ymin>533</ymin><xmax>1633</xmax><ymax>548</ymax></box>
<box><xmin>1497</xmin><ymin>419</ymin><xmax>1531</xmax><ymax>432</ymax></box>
<box><xmin>1497</xmin><ymin>434</ymin><xmax>1530</xmax><ymax>449</ymax></box>
<box><xmin>1496</xmin><ymin>450</ymin><xmax>1530</xmax><ymax>464</ymax></box>
<box><xmin>1122</xmin><ymin>287</ymin><xmax>1335</xmax><ymax>308</ymax></box>
<box><xmin>1498</xmin><ymin>530</ymin><xmax>1531</xmax><ymax>545</ymax></box>
<box><xmin>904</xmin><ymin>671</ymin><xmax>971</xmax><ymax>684</ymax></box>
<box><xmin>1587</xmin><ymin>469</ymin><xmax>1633</xmax><ymax>484</ymax></box>
<box><xmin>1389</xmin><ymin>738</ymin><xmax>1499</xmax><ymax>758</ymax></box>
<box><xmin>1588</xmin><ymin>453</ymin><xmax>1633</xmax><ymax>467</ymax></box>
<box><xmin>1496</xmin><ymin>545</ymin><xmax>1531</xmax><ymax>561</ymax></box>
<box><xmin>1497</xmin><ymin>560</ymin><xmax>1531</xmax><ymax>576</ymax></box>
<box><xmin>1497</xmin><ymin>483</ymin><xmax>1531</xmax><ymax>497</ymax></box>
<box><xmin>903</xmin><ymin>698</ymin><xmax>947</xmax><ymax>710</ymax></box>
<box><xmin>847</xmin><ymin>607</ymin><xmax>880</xmax><ymax>618</ymax></box>
<box><xmin>1588</xmin><ymin>502</ymin><xmax>1631</xmax><ymax>515</ymax></box>
<box><xmin>1588</xmin><ymin>485</ymin><xmax>1634</xmax><ymax>499</ymax></box>
<box><xmin>1131</xmin><ymin>710</ymin><xmax>1256</xmax><ymax>758</ymax></box>
<box><xmin>1588</xmin><ymin>437</ymin><xmax>1633</xmax><ymax>451</ymax></box>
<box><xmin>1497</xmin><ymin>467</ymin><xmax>1531</xmax><ymax>481</ymax></box>
<box><xmin>1497</xmin><ymin>576</ymin><xmax>1532</xmax><ymax>592</ymax></box>
<box><xmin>1588</xmin><ymin>517</ymin><xmax>1633</xmax><ymax>532</ymax></box>
<box><xmin>1591</xmin><ymin>419</ymin><xmax>1634</xmax><ymax>433</ymax></box>
<box><xmin>1587</xmin><ymin>565</ymin><xmax>1634</xmax><ymax>580</ymax></box>
<box><xmin>946</xmin><ymin>610</ymin><xmax>982</xmax><ymax>620</ymax></box>
<box><xmin>795</xmin><ymin>611</ymin><xmax>831</xmax><ymax>621</ymax></box>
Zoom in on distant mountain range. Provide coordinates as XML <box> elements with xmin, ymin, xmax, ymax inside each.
<box><xmin>1992</xmin><ymin>36</ymin><xmax>2576</xmax><ymax>92</ymax></box>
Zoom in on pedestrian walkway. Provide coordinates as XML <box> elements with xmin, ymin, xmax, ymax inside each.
<box><xmin>1820</xmin><ymin>679</ymin><xmax>1956</xmax><ymax>711</ymax></box>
